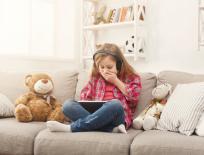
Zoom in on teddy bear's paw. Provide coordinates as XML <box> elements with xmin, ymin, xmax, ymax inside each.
<box><xmin>15</xmin><ymin>104</ymin><xmax>32</xmax><ymax>122</ymax></box>
<box><xmin>132</xmin><ymin>117</ymin><xmax>143</xmax><ymax>130</ymax></box>
<box><xmin>47</xmin><ymin>108</ymin><xmax>66</xmax><ymax>123</ymax></box>
<box><xmin>143</xmin><ymin>116</ymin><xmax>157</xmax><ymax>131</ymax></box>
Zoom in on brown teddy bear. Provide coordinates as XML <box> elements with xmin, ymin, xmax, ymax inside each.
<box><xmin>15</xmin><ymin>73</ymin><xmax>65</xmax><ymax>123</ymax></box>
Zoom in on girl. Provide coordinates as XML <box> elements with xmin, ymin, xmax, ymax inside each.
<box><xmin>47</xmin><ymin>43</ymin><xmax>142</xmax><ymax>133</ymax></box>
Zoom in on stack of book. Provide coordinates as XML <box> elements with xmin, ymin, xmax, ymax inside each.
<box><xmin>106</xmin><ymin>5</ymin><xmax>134</xmax><ymax>23</ymax></box>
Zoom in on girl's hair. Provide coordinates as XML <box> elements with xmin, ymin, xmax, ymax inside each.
<box><xmin>91</xmin><ymin>43</ymin><xmax>137</xmax><ymax>79</ymax></box>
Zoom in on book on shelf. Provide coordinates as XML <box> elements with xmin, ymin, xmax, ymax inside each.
<box><xmin>125</xmin><ymin>6</ymin><xmax>134</xmax><ymax>21</ymax></box>
<box><xmin>130</xmin><ymin>5</ymin><xmax>134</xmax><ymax>21</ymax></box>
<box><xmin>117</xmin><ymin>5</ymin><xmax>134</xmax><ymax>23</ymax></box>
<box><xmin>107</xmin><ymin>8</ymin><xmax>116</xmax><ymax>23</ymax></box>
<box><xmin>93</xmin><ymin>5</ymin><xmax>134</xmax><ymax>25</ymax></box>
<box><xmin>106</xmin><ymin>9</ymin><xmax>113</xmax><ymax>23</ymax></box>
<box><xmin>119</xmin><ymin>7</ymin><xmax>128</xmax><ymax>22</ymax></box>
<box><xmin>113</xmin><ymin>8</ymin><xmax>121</xmax><ymax>23</ymax></box>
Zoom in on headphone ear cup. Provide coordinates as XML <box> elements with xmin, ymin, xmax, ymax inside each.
<box><xmin>116</xmin><ymin>60</ymin><xmax>122</xmax><ymax>71</ymax></box>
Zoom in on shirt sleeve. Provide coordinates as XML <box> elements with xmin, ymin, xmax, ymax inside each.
<box><xmin>124</xmin><ymin>74</ymin><xmax>142</xmax><ymax>102</ymax></box>
<box><xmin>80</xmin><ymin>78</ymin><xmax>94</xmax><ymax>100</ymax></box>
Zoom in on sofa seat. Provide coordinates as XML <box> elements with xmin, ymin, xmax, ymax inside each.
<box><xmin>0</xmin><ymin>118</ymin><xmax>46</xmax><ymax>155</ymax></box>
<box><xmin>131</xmin><ymin>130</ymin><xmax>204</xmax><ymax>155</ymax></box>
<box><xmin>34</xmin><ymin>128</ymin><xmax>142</xmax><ymax>155</ymax></box>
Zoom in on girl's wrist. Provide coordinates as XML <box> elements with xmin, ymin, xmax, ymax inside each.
<box><xmin>115</xmin><ymin>78</ymin><xmax>128</xmax><ymax>95</ymax></box>
<box><xmin>115</xmin><ymin>78</ymin><xmax>122</xmax><ymax>87</ymax></box>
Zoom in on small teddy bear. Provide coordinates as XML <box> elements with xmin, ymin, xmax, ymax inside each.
<box><xmin>133</xmin><ymin>83</ymin><xmax>172</xmax><ymax>130</ymax></box>
<box><xmin>15</xmin><ymin>73</ymin><xmax>65</xmax><ymax>123</ymax></box>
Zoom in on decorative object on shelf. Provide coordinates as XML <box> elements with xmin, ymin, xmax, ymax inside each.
<box><xmin>93</xmin><ymin>5</ymin><xmax>107</xmax><ymax>25</ymax></box>
<box><xmin>138</xmin><ymin>5</ymin><xmax>145</xmax><ymax>21</ymax></box>
<box><xmin>137</xmin><ymin>37</ymin><xmax>145</xmax><ymax>55</ymax></box>
<box><xmin>125</xmin><ymin>35</ymin><xmax>135</xmax><ymax>53</ymax></box>
<box><xmin>125</xmin><ymin>35</ymin><xmax>145</xmax><ymax>56</ymax></box>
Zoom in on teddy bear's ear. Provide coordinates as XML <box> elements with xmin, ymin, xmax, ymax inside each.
<box><xmin>25</xmin><ymin>74</ymin><xmax>32</xmax><ymax>86</ymax></box>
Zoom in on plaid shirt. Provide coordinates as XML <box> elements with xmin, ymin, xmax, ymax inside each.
<box><xmin>80</xmin><ymin>74</ymin><xmax>142</xmax><ymax>128</ymax></box>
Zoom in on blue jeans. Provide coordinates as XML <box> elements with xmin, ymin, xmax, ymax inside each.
<box><xmin>62</xmin><ymin>99</ymin><xmax>125</xmax><ymax>132</ymax></box>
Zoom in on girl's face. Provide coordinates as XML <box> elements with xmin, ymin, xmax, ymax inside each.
<box><xmin>97</xmin><ymin>56</ymin><xmax>117</xmax><ymax>75</ymax></box>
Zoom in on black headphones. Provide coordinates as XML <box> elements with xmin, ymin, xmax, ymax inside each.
<box><xmin>93</xmin><ymin>50</ymin><xmax>123</xmax><ymax>71</ymax></box>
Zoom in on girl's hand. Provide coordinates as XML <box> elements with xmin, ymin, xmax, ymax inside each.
<box><xmin>100</xmin><ymin>70</ymin><xmax>128</xmax><ymax>96</ymax></box>
<box><xmin>101</xmin><ymin>70</ymin><xmax>118</xmax><ymax>84</ymax></box>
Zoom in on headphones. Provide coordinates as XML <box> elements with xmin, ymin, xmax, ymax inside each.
<box><xmin>93</xmin><ymin>50</ymin><xmax>123</xmax><ymax>71</ymax></box>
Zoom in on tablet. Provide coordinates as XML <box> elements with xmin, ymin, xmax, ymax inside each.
<box><xmin>78</xmin><ymin>100</ymin><xmax>107</xmax><ymax>113</ymax></box>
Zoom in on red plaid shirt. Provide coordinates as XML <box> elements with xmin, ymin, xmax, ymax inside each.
<box><xmin>80</xmin><ymin>74</ymin><xmax>142</xmax><ymax>128</ymax></box>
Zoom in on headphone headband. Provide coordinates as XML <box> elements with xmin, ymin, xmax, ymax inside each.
<box><xmin>93</xmin><ymin>50</ymin><xmax>121</xmax><ymax>62</ymax></box>
<box><xmin>93</xmin><ymin>50</ymin><xmax>123</xmax><ymax>71</ymax></box>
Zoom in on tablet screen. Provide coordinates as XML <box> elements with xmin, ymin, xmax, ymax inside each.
<box><xmin>78</xmin><ymin>101</ymin><xmax>107</xmax><ymax>113</ymax></box>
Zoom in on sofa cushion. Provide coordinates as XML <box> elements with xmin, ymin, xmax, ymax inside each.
<box><xmin>75</xmin><ymin>69</ymin><xmax>90</xmax><ymax>100</ymax></box>
<box><xmin>157</xmin><ymin>82</ymin><xmax>204</xmax><ymax>136</ymax></box>
<box><xmin>134</xmin><ymin>73</ymin><xmax>157</xmax><ymax>117</ymax></box>
<box><xmin>34</xmin><ymin>128</ymin><xmax>142</xmax><ymax>155</ymax></box>
<box><xmin>195</xmin><ymin>112</ymin><xmax>204</xmax><ymax>136</ymax></box>
<box><xmin>0</xmin><ymin>93</ymin><xmax>14</xmax><ymax>117</ymax></box>
<box><xmin>0</xmin><ymin>118</ymin><xmax>46</xmax><ymax>155</ymax></box>
<box><xmin>0</xmin><ymin>70</ymin><xmax>78</xmax><ymax>104</ymax></box>
<box><xmin>157</xmin><ymin>70</ymin><xmax>204</xmax><ymax>89</ymax></box>
<box><xmin>131</xmin><ymin>130</ymin><xmax>204</xmax><ymax>155</ymax></box>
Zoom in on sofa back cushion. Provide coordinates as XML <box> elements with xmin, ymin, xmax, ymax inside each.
<box><xmin>75</xmin><ymin>70</ymin><xmax>90</xmax><ymax>101</ymax></box>
<box><xmin>157</xmin><ymin>82</ymin><xmax>204</xmax><ymax>136</ymax></box>
<box><xmin>134</xmin><ymin>73</ymin><xmax>157</xmax><ymax>117</ymax></box>
<box><xmin>74</xmin><ymin>70</ymin><xmax>157</xmax><ymax>118</ymax></box>
<box><xmin>157</xmin><ymin>70</ymin><xmax>204</xmax><ymax>89</ymax></box>
<box><xmin>0</xmin><ymin>70</ymin><xmax>78</xmax><ymax>104</ymax></box>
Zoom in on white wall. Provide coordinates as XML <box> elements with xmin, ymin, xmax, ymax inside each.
<box><xmin>80</xmin><ymin>0</ymin><xmax>204</xmax><ymax>74</ymax></box>
<box><xmin>134</xmin><ymin>0</ymin><xmax>204</xmax><ymax>74</ymax></box>
<box><xmin>0</xmin><ymin>57</ymin><xmax>73</xmax><ymax>72</ymax></box>
<box><xmin>0</xmin><ymin>0</ymin><xmax>80</xmax><ymax>72</ymax></box>
<box><xmin>1</xmin><ymin>0</ymin><xmax>204</xmax><ymax>74</ymax></box>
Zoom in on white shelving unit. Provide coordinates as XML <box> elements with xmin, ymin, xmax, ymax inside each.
<box><xmin>81</xmin><ymin>0</ymin><xmax>147</xmax><ymax>68</ymax></box>
<box><xmin>198</xmin><ymin>0</ymin><xmax>204</xmax><ymax>50</ymax></box>
<box><xmin>84</xmin><ymin>21</ymin><xmax>135</xmax><ymax>30</ymax></box>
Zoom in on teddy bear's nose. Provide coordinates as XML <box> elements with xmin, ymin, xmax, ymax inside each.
<box><xmin>42</xmin><ymin>79</ymin><xmax>48</xmax><ymax>84</ymax></box>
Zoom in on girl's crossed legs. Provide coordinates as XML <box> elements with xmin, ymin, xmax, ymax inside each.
<box><xmin>47</xmin><ymin>99</ymin><xmax>127</xmax><ymax>133</ymax></box>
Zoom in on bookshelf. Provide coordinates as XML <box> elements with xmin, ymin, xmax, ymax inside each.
<box><xmin>81</xmin><ymin>0</ymin><xmax>147</xmax><ymax>68</ymax></box>
<box><xmin>84</xmin><ymin>21</ymin><xmax>135</xmax><ymax>31</ymax></box>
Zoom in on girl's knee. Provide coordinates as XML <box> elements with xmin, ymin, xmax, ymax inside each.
<box><xmin>62</xmin><ymin>100</ymin><xmax>78</xmax><ymax>113</ymax></box>
<box><xmin>107</xmin><ymin>99</ymin><xmax>123</xmax><ymax>112</ymax></box>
